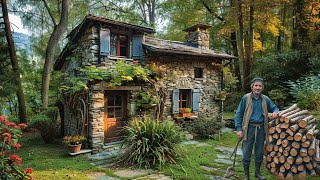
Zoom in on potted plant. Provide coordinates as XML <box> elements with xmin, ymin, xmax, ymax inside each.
<box><xmin>136</xmin><ymin>89</ymin><xmax>158</xmax><ymax>109</ymax></box>
<box><xmin>63</xmin><ymin>135</ymin><xmax>86</xmax><ymax>153</ymax></box>
<box><xmin>178</xmin><ymin>108</ymin><xmax>193</xmax><ymax>118</ymax></box>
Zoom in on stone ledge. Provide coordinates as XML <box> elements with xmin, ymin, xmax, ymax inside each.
<box><xmin>68</xmin><ymin>149</ymin><xmax>92</xmax><ymax>156</ymax></box>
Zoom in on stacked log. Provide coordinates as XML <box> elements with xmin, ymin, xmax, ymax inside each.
<box><xmin>265</xmin><ymin>104</ymin><xmax>320</xmax><ymax>179</ymax></box>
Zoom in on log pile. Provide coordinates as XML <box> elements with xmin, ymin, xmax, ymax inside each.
<box><xmin>265</xmin><ymin>104</ymin><xmax>320</xmax><ymax>179</ymax></box>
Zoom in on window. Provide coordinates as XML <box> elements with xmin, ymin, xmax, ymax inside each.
<box><xmin>179</xmin><ymin>90</ymin><xmax>191</xmax><ymax>108</ymax></box>
<box><xmin>172</xmin><ymin>89</ymin><xmax>200</xmax><ymax>113</ymax></box>
<box><xmin>110</xmin><ymin>34</ymin><xmax>129</xmax><ymax>57</ymax></box>
<box><xmin>100</xmin><ymin>28</ymin><xmax>143</xmax><ymax>59</ymax></box>
<box><xmin>194</xmin><ymin>67</ymin><xmax>203</xmax><ymax>78</ymax></box>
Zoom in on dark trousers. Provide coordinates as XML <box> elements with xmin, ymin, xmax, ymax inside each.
<box><xmin>242</xmin><ymin>123</ymin><xmax>265</xmax><ymax>165</ymax></box>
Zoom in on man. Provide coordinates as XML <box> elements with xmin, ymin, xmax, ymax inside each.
<box><xmin>235</xmin><ymin>77</ymin><xmax>279</xmax><ymax>180</ymax></box>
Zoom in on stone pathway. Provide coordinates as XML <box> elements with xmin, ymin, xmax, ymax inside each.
<box><xmin>87</xmin><ymin>127</ymin><xmax>242</xmax><ymax>180</ymax></box>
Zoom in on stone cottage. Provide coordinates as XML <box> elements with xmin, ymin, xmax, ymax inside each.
<box><xmin>54</xmin><ymin>14</ymin><xmax>236</xmax><ymax>152</ymax></box>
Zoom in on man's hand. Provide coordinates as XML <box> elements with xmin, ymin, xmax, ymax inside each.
<box><xmin>268</xmin><ymin>112</ymin><xmax>278</xmax><ymax>120</ymax></box>
<box><xmin>236</xmin><ymin>131</ymin><xmax>243</xmax><ymax>139</ymax></box>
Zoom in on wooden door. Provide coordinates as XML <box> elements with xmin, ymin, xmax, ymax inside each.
<box><xmin>104</xmin><ymin>91</ymin><xmax>128</xmax><ymax>143</ymax></box>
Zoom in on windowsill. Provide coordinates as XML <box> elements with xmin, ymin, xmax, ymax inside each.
<box><xmin>108</xmin><ymin>56</ymin><xmax>133</xmax><ymax>62</ymax></box>
<box><xmin>195</xmin><ymin>78</ymin><xmax>204</xmax><ymax>81</ymax></box>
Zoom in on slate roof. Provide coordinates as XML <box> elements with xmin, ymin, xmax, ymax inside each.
<box><xmin>143</xmin><ymin>36</ymin><xmax>236</xmax><ymax>59</ymax></box>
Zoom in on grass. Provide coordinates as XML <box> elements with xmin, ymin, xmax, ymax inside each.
<box><xmin>11</xmin><ymin>129</ymin><xmax>320</xmax><ymax>180</ymax></box>
<box><xmin>11</xmin><ymin>132</ymin><xmax>114</xmax><ymax>180</ymax></box>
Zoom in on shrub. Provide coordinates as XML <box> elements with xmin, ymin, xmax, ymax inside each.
<box><xmin>28</xmin><ymin>113</ymin><xmax>56</xmax><ymax>144</ymax></box>
<box><xmin>287</xmin><ymin>75</ymin><xmax>320</xmax><ymax>111</ymax></box>
<box><xmin>189</xmin><ymin>114</ymin><xmax>223</xmax><ymax>139</ymax></box>
<box><xmin>0</xmin><ymin>115</ymin><xmax>33</xmax><ymax>179</ymax></box>
<box><xmin>119</xmin><ymin>116</ymin><xmax>185</xmax><ymax>168</ymax></box>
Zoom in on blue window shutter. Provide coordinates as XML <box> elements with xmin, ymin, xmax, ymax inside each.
<box><xmin>172</xmin><ymin>89</ymin><xmax>180</xmax><ymax>113</ymax></box>
<box><xmin>192</xmin><ymin>89</ymin><xmax>200</xmax><ymax>112</ymax></box>
<box><xmin>132</xmin><ymin>34</ymin><xmax>143</xmax><ymax>59</ymax></box>
<box><xmin>100</xmin><ymin>28</ymin><xmax>110</xmax><ymax>56</ymax></box>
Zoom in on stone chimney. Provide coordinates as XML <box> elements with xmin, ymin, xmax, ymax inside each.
<box><xmin>183</xmin><ymin>23</ymin><xmax>211</xmax><ymax>49</ymax></box>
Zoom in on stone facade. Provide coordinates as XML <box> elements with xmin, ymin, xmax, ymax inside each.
<box><xmin>184</xmin><ymin>30</ymin><xmax>210</xmax><ymax>49</ymax></box>
<box><xmin>59</xmin><ymin>24</ymin><xmax>225</xmax><ymax>153</ymax></box>
<box><xmin>143</xmin><ymin>53</ymin><xmax>222</xmax><ymax>119</ymax></box>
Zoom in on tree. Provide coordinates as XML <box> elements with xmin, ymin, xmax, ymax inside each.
<box><xmin>1</xmin><ymin>0</ymin><xmax>27</xmax><ymax>123</ymax></box>
<box><xmin>41</xmin><ymin>0</ymin><xmax>68</xmax><ymax>108</ymax></box>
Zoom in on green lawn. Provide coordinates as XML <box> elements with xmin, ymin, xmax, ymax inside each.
<box><xmin>11</xmin><ymin>130</ymin><xmax>320</xmax><ymax>180</ymax></box>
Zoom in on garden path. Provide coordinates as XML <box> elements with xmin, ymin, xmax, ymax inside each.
<box><xmin>87</xmin><ymin>127</ymin><xmax>241</xmax><ymax>180</ymax></box>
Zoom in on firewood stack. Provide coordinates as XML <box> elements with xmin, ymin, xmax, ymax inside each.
<box><xmin>265</xmin><ymin>104</ymin><xmax>320</xmax><ymax>179</ymax></box>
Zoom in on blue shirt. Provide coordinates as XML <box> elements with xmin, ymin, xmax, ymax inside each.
<box><xmin>234</xmin><ymin>93</ymin><xmax>279</xmax><ymax>131</ymax></box>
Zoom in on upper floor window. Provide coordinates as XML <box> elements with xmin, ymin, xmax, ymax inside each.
<box><xmin>110</xmin><ymin>34</ymin><xmax>129</xmax><ymax>57</ymax></box>
<box><xmin>194</xmin><ymin>67</ymin><xmax>203</xmax><ymax>78</ymax></box>
<box><xmin>100</xmin><ymin>28</ymin><xmax>143</xmax><ymax>60</ymax></box>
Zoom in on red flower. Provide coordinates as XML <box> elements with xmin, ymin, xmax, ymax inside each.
<box><xmin>5</xmin><ymin>121</ymin><xmax>17</xmax><ymax>127</ymax></box>
<box><xmin>14</xmin><ymin>143</ymin><xmax>21</xmax><ymax>149</ymax></box>
<box><xmin>25</xmin><ymin>168</ymin><xmax>33</xmax><ymax>174</ymax></box>
<box><xmin>18</xmin><ymin>123</ymin><xmax>28</xmax><ymax>129</ymax></box>
<box><xmin>132</xmin><ymin>60</ymin><xmax>137</xmax><ymax>64</ymax></box>
<box><xmin>8</xmin><ymin>154</ymin><xmax>22</xmax><ymax>166</ymax></box>
<box><xmin>2</xmin><ymin>132</ymin><xmax>12</xmax><ymax>143</ymax></box>
<box><xmin>0</xmin><ymin>116</ymin><xmax>6</xmax><ymax>123</ymax></box>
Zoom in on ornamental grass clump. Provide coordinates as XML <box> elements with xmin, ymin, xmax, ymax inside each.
<box><xmin>0</xmin><ymin>115</ymin><xmax>33</xmax><ymax>179</ymax></box>
<box><xmin>119</xmin><ymin>116</ymin><xmax>185</xmax><ymax>168</ymax></box>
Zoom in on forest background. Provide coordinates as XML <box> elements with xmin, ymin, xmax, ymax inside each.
<box><xmin>0</xmin><ymin>0</ymin><xmax>319</xmax><ymax>123</ymax></box>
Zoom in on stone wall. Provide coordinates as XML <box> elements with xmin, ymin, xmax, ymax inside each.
<box><xmin>184</xmin><ymin>30</ymin><xmax>210</xmax><ymax>49</ymax></box>
<box><xmin>143</xmin><ymin>53</ymin><xmax>222</xmax><ymax>119</ymax></box>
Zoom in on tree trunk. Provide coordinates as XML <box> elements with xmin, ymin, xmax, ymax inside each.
<box><xmin>237</xmin><ymin>0</ymin><xmax>246</xmax><ymax>92</ymax></box>
<box><xmin>245</xmin><ymin>0</ymin><xmax>254</xmax><ymax>93</ymax></box>
<box><xmin>230</xmin><ymin>0</ymin><xmax>242</xmax><ymax>92</ymax></box>
<box><xmin>41</xmin><ymin>0</ymin><xmax>69</xmax><ymax>108</ymax></box>
<box><xmin>1</xmin><ymin>0</ymin><xmax>27</xmax><ymax>123</ymax></box>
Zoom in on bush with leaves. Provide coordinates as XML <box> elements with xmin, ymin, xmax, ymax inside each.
<box><xmin>28</xmin><ymin>113</ymin><xmax>56</xmax><ymax>144</ymax></box>
<box><xmin>189</xmin><ymin>114</ymin><xmax>223</xmax><ymax>139</ymax></box>
<box><xmin>119</xmin><ymin>116</ymin><xmax>185</xmax><ymax>168</ymax></box>
<box><xmin>0</xmin><ymin>116</ymin><xmax>33</xmax><ymax>179</ymax></box>
<box><xmin>287</xmin><ymin>75</ymin><xmax>320</xmax><ymax>111</ymax></box>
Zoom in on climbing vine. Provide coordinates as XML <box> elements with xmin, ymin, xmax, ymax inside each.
<box><xmin>59</xmin><ymin>60</ymin><xmax>152</xmax><ymax>93</ymax></box>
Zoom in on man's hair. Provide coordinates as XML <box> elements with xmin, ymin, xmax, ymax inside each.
<box><xmin>251</xmin><ymin>77</ymin><xmax>264</xmax><ymax>88</ymax></box>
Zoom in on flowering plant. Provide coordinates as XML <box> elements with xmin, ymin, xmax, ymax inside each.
<box><xmin>63</xmin><ymin>135</ymin><xmax>86</xmax><ymax>145</ymax></box>
<box><xmin>0</xmin><ymin>115</ymin><xmax>33</xmax><ymax>179</ymax></box>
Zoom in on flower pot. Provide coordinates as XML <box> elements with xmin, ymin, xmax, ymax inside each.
<box><xmin>180</xmin><ymin>113</ymin><xmax>193</xmax><ymax>118</ymax></box>
<box><xmin>68</xmin><ymin>144</ymin><xmax>82</xmax><ymax>153</ymax></box>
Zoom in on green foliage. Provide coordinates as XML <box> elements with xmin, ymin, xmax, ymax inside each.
<box><xmin>136</xmin><ymin>88</ymin><xmax>159</xmax><ymax>109</ymax></box>
<box><xmin>287</xmin><ymin>75</ymin><xmax>320</xmax><ymax>111</ymax></box>
<box><xmin>188</xmin><ymin>114</ymin><xmax>223</xmax><ymax>139</ymax></box>
<box><xmin>268</xmin><ymin>89</ymin><xmax>287</xmax><ymax>108</ymax></box>
<box><xmin>119</xmin><ymin>116</ymin><xmax>185</xmax><ymax>168</ymax></box>
<box><xmin>223</xmin><ymin>66</ymin><xmax>239</xmax><ymax>90</ymax></box>
<box><xmin>0</xmin><ymin>116</ymin><xmax>32</xmax><ymax>179</ymax></box>
<box><xmin>28</xmin><ymin>113</ymin><xmax>56</xmax><ymax>144</ymax></box>
<box><xmin>60</xmin><ymin>60</ymin><xmax>151</xmax><ymax>93</ymax></box>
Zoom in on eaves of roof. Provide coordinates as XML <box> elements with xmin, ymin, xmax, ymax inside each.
<box><xmin>143</xmin><ymin>36</ymin><xmax>237</xmax><ymax>59</ymax></box>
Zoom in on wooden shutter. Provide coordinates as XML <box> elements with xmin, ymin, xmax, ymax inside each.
<box><xmin>132</xmin><ymin>34</ymin><xmax>143</xmax><ymax>59</ymax></box>
<box><xmin>192</xmin><ymin>89</ymin><xmax>200</xmax><ymax>112</ymax></box>
<box><xmin>100</xmin><ymin>28</ymin><xmax>110</xmax><ymax>56</ymax></box>
<box><xmin>172</xmin><ymin>89</ymin><xmax>179</xmax><ymax>113</ymax></box>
